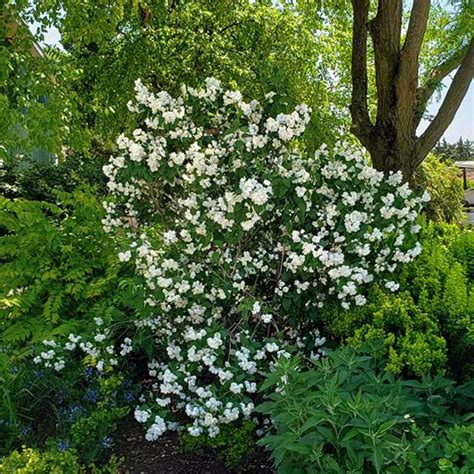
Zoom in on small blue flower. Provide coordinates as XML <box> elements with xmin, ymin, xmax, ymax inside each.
<box><xmin>84</xmin><ymin>367</ymin><xmax>94</xmax><ymax>378</ymax></box>
<box><xmin>57</xmin><ymin>440</ymin><xmax>69</xmax><ymax>452</ymax></box>
<box><xmin>34</xmin><ymin>370</ymin><xmax>44</xmax><ymax>378</ymax></box>
<box><xmin>20</xmin><ymin>425</ymin><xmax>32</xmax><ymax>437</ymax></box>
<box><xmin>101</xmin><ymin>436</ymin><xmax>112</xmax><ymax>449</ymax></box>
<box><xmin>124</xmin><ymin>392</ymin><xmax>135</xmax><ymax>403</ymax></box>
<box><xmin>66</xmin><ymin>404</ymin><xmax>83</xmax><ymax>422</ymax></box>
<box><xmin>84</xmin><ymin>388</ymin><xmax>99</xmax><ymax>404</ymax></box>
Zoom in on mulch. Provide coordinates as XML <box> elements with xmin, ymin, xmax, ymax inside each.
<box><xmin>111</xmin><ymin>418</ymin><xmax>275</xmax><ymax>474</ymax></box>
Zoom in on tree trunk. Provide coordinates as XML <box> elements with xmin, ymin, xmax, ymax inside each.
<box><xmin>349</xmin><ymin>0</ymin><xmax>474</xmax><ymax>181</ymax></box>
<box><xmin>369</xmin><ymin>135</ymin><xmax>418</xmax><ymax>181</ymax></box>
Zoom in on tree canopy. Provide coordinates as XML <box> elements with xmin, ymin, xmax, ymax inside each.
<box><xmin>1</xmin><ymin>0</ymin><xmax>472</xmax><ymax>177</ymax></box>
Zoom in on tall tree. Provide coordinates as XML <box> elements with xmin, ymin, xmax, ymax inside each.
<box><xmin>350</xmin><ymin>0</ymin><xmax>473</xmax><ymax>179</ymax></box>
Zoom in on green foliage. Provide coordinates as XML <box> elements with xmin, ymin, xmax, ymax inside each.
<box><xmin>179</xmin><ymin>420</ymin><xmax>256</xmax><ymax>468</ymax></box>
<box><xmin>0</xmin><ymin>353</ymin><xmax>48</xmax><ymax>452</ymax></box>
<box><xmin>4</xmin><ymin>0</ymin><xmax>346</xmax><ymax>162</ymax></box>
<box><xmin>257</xmin><ymin>348</ymin><xmax>474</xmax><ymax>474</ymax></box>
<box><xmin>347</xmin><ymin>288</ymin><xmax>448</xmax><ymax>376</ymax></box>
<box><xmin>0</xmin><ymin>186</ymin><xmax>138</xmax><ymax>458</ymax></box>
<box><xmin>3</xmin><ymin>1</ymin><xmax>472</xmax><ymax>176</ymax></box>
<box><xmin>413</xmin><ymin>153</ymin><xmax>464</xmax><ymax>224</ymax></box>
<box><xmin>321</xmin><ymin>222</ymin><xmax>474</xmax><ymax>378</ymax></box>
<box><xmin>0</xmin><ymin>350</ymin><xmax>134</xmax><ymax>457</ymax></box>
<box><xmin>450</xmin><ymin>228</ymin><xmax>474</xmax><ymax>281</ymax></box>
<box><xmin>0</xmin><ymin>446</ymin><xmax>82</xmax><ymax>473</ymax></box>
<box><xmin>0</xmin><ymin>186</ymin><xmax>129</xmax><ymax>353</ymax></box>
<box><xmin>0</xmin><ymin>151</ymin><xmax>108</xmax><ymax>202</ymax></box>
<box><xmin>69</xmin><ymin>404</ymin><xmax>128</xmax><ymax>465</ymax></box>
<box><xmin>0</xmin><ymin>446</ymin><xmax>122</xmax><ymax>473</ymax></box>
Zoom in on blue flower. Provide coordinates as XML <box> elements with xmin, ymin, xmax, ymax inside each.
<box><xmin>57</xmin><ymin>440</ymin><xmax>69</xmax><ymax>452</ymax></box>
<box><xmin>84</xmin><ymin>388</ymin><xmax>99</xmax><ymax>403</ymax></box>
<box><xmin>101</xmin><ymin>436</ymin><xmax>112</xmax><ymax>449</ymax></box>
<box><xmin>34</xmin><ymin>370</ymin><xmax>44</xmax><ymax>378</ymax></box>
<box><xmin>84</xmin><ymin>367</ymin><xmax>94</xmax><ymax>378</ymax></box>
<box><xmin>20</xmin><ymin>425</ymin><xmax>32</xmax><ymax>437</ymax></box>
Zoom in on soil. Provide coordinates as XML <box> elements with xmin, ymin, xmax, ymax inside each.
<box><xmin>112</xmin><ymin>418</ymin><xmax>275</xmax><ymax>474</ymax></box>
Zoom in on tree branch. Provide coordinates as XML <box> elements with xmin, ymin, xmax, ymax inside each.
<box><xmin>416</xmin><ymin>38</ymin><xmax>474</xmax><ymax>164</ymax></box>
<box><xmin>349</xmin><ymin>0</ymin><xmax>373</xmax><ymax>148</ymax></box>
<box><xmin>401</xmin><ymin>0</ymin><xmax>430</xmax><ymax>63</ymax></box>
<box><xmin>415</xmin><ymin>43</ymin><xmax>469</xmax><ymax>123</ymax></box>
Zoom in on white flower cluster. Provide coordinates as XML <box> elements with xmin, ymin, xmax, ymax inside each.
<box><xmin>68</xmin><ymin>78</ymin><xmax>427</xmax><ymax>441</ymax></box>
<box><xmin>33</xmin><ymin>317</ymin><xmax>130</xmax><ymax>374</ymax></box>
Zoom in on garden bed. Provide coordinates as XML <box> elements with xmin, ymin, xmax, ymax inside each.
<box><xmin>113</xmin><ymin>418</ymin><xmax>274</xmax><ymax>474</ymax></box>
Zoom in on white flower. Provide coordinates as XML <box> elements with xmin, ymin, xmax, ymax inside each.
<box><xmin>145</xmin><ymin>416</ymin><xmax>167</xmax><ymax>441</ymax></box>
<box><xmin>54</xmin><ymin>360</ymin><xmax>65</xmax><ymax>371</ymax></box>
<box><xmin>295</xmin><ymin>186</ymin><xmax>306</xmax><ymax>197</ymax></box>
<box><xmin>188</xmin><ymin>425</ymin><xmax>202</xmax><ymax>437</ymax></box>
<box><xmin>230</xmin><ymin>382</ymin><xmax>243</xmax><ymax>394</ymax></box>
<box><xmin>265</xmin><ymin>342</ymin><xmax>279</xmax><ymax>353</ymax></box>
<box><xmin>260</xmin><ymin>313</ymin><xmax>272</xmax><ymax>324</ymax></box>
<box><xmin>134</xmin><ymin>409</ymin><xmax>151</xmax><ymax>423</ymax></box>
<box><xmin>385</xmin><ymin>281</ymin><xmax>400</xmax><ymax>292</ymax></box>
<box><xmin>207</xmin><ymin>333</ymin><xmax>223</xmax><ymax>349</ymax></box>
<box><xmin>118</xmin><ymin>250</ymin><xmax>132</xmax><ymax>262</ymax></box>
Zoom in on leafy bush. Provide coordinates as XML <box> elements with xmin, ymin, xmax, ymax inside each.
<box><xmin>0</xmin><ymin>186</ymin><xmax>132</xmax><ymax>352</ymax></box>
<box><xmin>0</xmin><ymin>446</ymin><xmax>122</xmax><ymax>473</ymax></box>
<box><xmin>257</xmin><ymin>348</ymin><xmax>474</xmax><ymax>473</ymax></box>
<box><xmin>179</xmin><ymin>420</ymin><xmax>256</xmax><ymax>468</ymax></box>
<box><xmin>0</xmin><ymin>151</ymin><xmax>108</xmax><ymax>203</ymax></box>
<box><xmin>0</xmin><ymin>187</ymin><xmax>138</xmax><ymax>458</ymax></box>
<box><xmin>68</xmin><ymin>403</ymin><xmax>128</xmax><ymax>465</ymax></box>
<box><xmin>413</xmin><ymin>153</ymin><xmax>464</xmax><ymax>224</ymax></box>
<box><xmin>31</xmin><ymin>78</ymin><xmax>427</xmax><ymax>442</ymax></box>
<box><xmin>321</xmin><ymin>222</ymin><xmax>473</xmax><ymax>378</ymax></box>
<box><xmin>0</xmin><ymin>447</ymin><xmax>82</xmax><ymax>474</ymax></box>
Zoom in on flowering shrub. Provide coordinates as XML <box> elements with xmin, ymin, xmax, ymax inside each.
<box><xmin>34</xmin><ymin>78</ymin><xmax>428</xmax><ymax>441</ymax></box>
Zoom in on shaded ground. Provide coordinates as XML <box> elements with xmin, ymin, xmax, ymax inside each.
<box><xmin>112</xmin><ymin>418</ymin><xmax>275</xmax><ymax>474</ymax></box>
